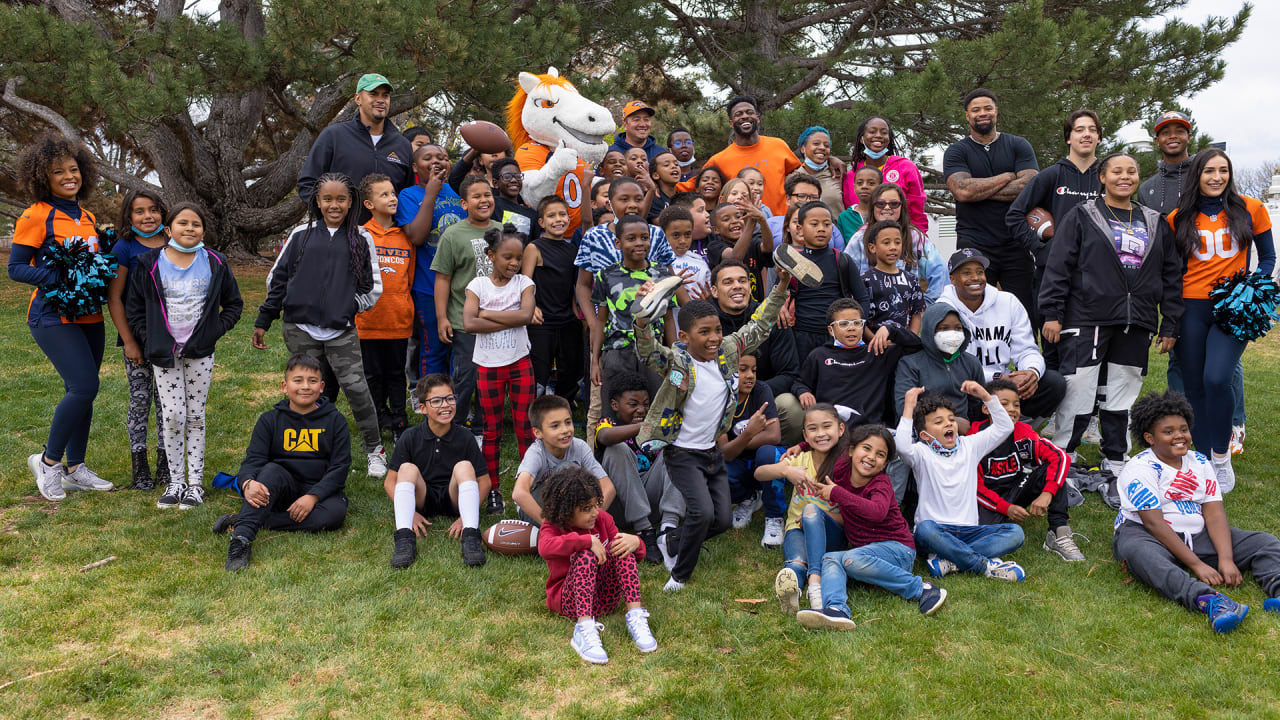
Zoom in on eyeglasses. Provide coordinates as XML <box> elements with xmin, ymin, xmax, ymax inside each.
<box><xmin>829</xmin><ymin>319</ymin><xmax>865</xmax><ymax>330</ymax></box>
<box><xmin>874</xmin><ymin>200</ymin><xmax>902</xmax><ymax>210</ymax></box>
<box><xmin>498</xmin><ymin>172</ymin><xmax>522</xmax><ymax>181</ymax></box>
<box><xmin>790</xmin><ymin>193</ymin><xmax>819</xmax><ymax>202</ymax></box>
<box><xmin>671</xmin><ymin>140</ymin><xmax>693</xmax><ymax>148</ymax></box>
<box><xmin>424</xmin><ymin>394</ymin><xmax>458</xmax><ymax>408</ymax></box>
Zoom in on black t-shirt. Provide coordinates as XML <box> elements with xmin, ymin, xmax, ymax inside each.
<box><xmin>388</xmin><ymin>422</ymin><xmax>488</xmax><ymax>487</ymax></box>
<box><xmin>493</xmin><ymin>197</ymin><xmax>540</xmax><ymax>242</ymax></box>
<box><xmin>728</xmin><ymin>383</ymin><xmax>778</xmax><ymax>440</ymax></box>
<box><xmin>792</xmin><ymin>246</ymin><xmax>865</xmax><ymax>333</ymax></box>
<box><xmin>531</xmin><ymin>235</ymin><xmax>578</xmax><ymax>326</ymax></box>
<box><xmin>943</xmin><ymin>133</ymin><xmax>1038</xmax><ymax>249</ymax></box>
<box><xmin>707</xmin><ymin>230</ymin><xmax>774</xmax><ymax>302</ymax></box>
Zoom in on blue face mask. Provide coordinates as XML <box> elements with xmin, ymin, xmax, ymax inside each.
<box><xmin>863</xmin><ymin>146</ymin><xmax>890</xmax><ymax>160</ymax></box>
<box><xmin>167</xmin><ymin>238</ymin><xmax>204</xmax><ymax>254</ymax></box>
<box><xmin>803</xmin><ymin>156</ymin><xmax>828</xmax><ymax>171</ymax></box>
<box><xmin>132</xmin><ymin>224</ymin><xmax>165</xmax><ymax>238</ymax></box>
<box><xmin>922</xmin><ymin>431</ymin><xmax>959</xmax><ymax>457</ymax></box>
<box><xmin>832</xmin><ymin>337</ymin><xmax>864</xmax><ymax>349</ymax></box>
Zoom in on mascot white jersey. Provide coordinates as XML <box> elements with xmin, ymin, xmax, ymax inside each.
<box><xmin>507</xmin><ymin>67</ymin><xmax>612</xmax><ymax>236</ymax></box>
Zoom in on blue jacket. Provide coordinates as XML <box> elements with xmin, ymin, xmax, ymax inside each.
<box><xmin>609</xmin><ymin>134</ymin><xmax>668</xmax><ymax>164</ymax></box>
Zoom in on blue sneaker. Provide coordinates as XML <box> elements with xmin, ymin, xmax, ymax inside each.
<box><xmin>926</xmin><ymin>554</ymin><xmax>958</xmax><ymax>578</ymax></box>
<box><xmin>1197</xmin><ymin>592</ymin><xmax>1249</xmax><ymax>633</ymax></box>
<box><xmin>918</xmin><ymin>582</ymin><xmax>947</xmax><ymax>615</ymax></box>
<box><xmin>796</xmin><ymin>606</ymin><xmax>856</xmax><ymax>631</ymax></box>
<box><xmin>1264</xmin><ymin>598</ymin><xmax>1280</xmax><ymax>613</ymax></box>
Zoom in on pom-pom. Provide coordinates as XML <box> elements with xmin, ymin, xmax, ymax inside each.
<box><xmin>41</xmin><ymin>239</ymin><xmax>117</xmax><ymax>321</ymax></box>
<box><xmin>1209</xmin><ymin>269</ymin><xmax>1280</xmax><ymax>343</ymax></box>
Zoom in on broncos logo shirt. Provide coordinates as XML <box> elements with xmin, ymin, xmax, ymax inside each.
<box><xmin>515</xmin><ymin>142</ymin><xmax>589</xmax><ymax>236</ymax></box>
<box><xmin>13</xmin><ymin>200</ymin><xmax>104</xmax><ymax>325</ymax></box>
<box><xmin>1169</xmin><ymin>196</ymin><xmax>1271</xmax><ymax>300</ymax></box>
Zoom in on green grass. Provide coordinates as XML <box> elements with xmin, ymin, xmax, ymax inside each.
<box><xmin>3</xmin><ymin>260</ymin><xmax>1280</xmax><ymax>719</ymax></box>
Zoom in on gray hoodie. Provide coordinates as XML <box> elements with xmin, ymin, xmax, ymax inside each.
<box><xmin>893</xmin><ymin>302</ymin><xmax>987</xmax><ymax>421</ymax></box>
<box><xmin>1137</xmin><ymin>157</ymin><xmax>1193</xmax><ymax>216</ymax></box>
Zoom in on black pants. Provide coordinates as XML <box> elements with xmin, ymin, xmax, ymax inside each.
<box><xmin>529</xmin><ymin>319</ymin><xmax>585</xmax><ymax>404</ymax></box>
<box><xmin>664</xmin><ymin>445</ymin><xmax>731</xmax><ymax>582</ymax></box>
<box><xmin>1016</xmin><ymin>368</ymin><xmax>1067</xmax><ymax>420</ymax></box>
<box><xmin>962</xmin><ymin>240</ymin><xmax>1035</xmax><ymax>319</ymax></box>
<box><xmin>792</xmin><ymin>329</ymin><xmax>829</xmax><ymax>366</ymax></box>
<box><xmin>977</xmin><ymin>463</ymin><xmax>1070</xmax><ymax>530</ymax></box>
<box><xmin>1054</xmin><ymin>325</ymin><xmax>1149</xmax><ymax>460</ymax></box>
<box><xmin>235</xmin><ymin>462</ymin><xmax>348</xmax><ymax>541</ymax></box>
<box><xmin>360</xmin><ymin>338</ymin><xmax>409</xmax><ymax>428</ymax></box>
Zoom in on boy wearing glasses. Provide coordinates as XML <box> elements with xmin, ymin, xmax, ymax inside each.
<box><xmin>490</xmin><ymin>158</ymin><xmax>539</xmax><ymax>241</ymax></box>
<box><xmin>384</xmin><ymin>374</ymin><xmax>491</xmax><ymax>569</ymax></box>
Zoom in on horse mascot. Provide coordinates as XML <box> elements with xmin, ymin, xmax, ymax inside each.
<box><xmin>507</xmin><ymin>67</ymin><xmax>613</xmax><ymax>236</ymax></box>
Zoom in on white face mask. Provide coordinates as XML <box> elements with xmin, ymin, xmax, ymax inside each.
<box><xmin>934</xmin><ymin>330</ymin><xmax>965</xmax><ymax>355</ymax></box>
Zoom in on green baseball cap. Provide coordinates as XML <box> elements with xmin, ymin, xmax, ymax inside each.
<box><xmin>356</xmin><ymin>73</ymin><xmax>393</xmax><ymax>93</ymax></box>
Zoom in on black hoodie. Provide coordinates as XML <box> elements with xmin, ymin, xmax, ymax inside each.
<box><xmin>793</xmin><ymin>337</ymin><xmax>916</xmax><ymax>426</ymax></box>
<box><xmin>237</xmin><ymin>397</ymin><xmax>351</xmax><ymax>501</ymax></box>
<box><xmin>1137</xmin><ymin>157</ymin><xmax>1194</xmax><ymax>216</ymax></box>
<box><xmin>718</xmin><ymin>300</ymin><xmax>800</xmax><ymax>398</ymax></box>
<box><xmin>1006</xmin><ymin>156</ymin><xmax>1101</xmax><ymax>265</ymax></box>
<box><xmin>894</xmin><ymin>302</ymin><xmax>986</xmax><ymax>421</ymax></box>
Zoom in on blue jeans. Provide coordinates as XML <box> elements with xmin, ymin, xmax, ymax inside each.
<box><xmin>821</xmin><ymin>541</ymin><xmax>922</xmax><ymax>613</ymax></box>
<box><xmin>1167</xmin><ymin>350</ymin><xmax>1245</xmax><ymax>427</ymax></box>
<box><xmin>726</xmin><ymin>445</ymin><xmax>785</xmax><ymax>518</ymax></box>
<box><xmin>412</xmin><ymin>290</ymin><xmax>450</xmax><ymax>377</ymax></box>
<box><xmin>912</xmin><ymin>520</ymin><xmax>1024</xmax><ymax>575</ymax></box>
<box><xmin>782</xmin><ymin>506</ymin><xmax>846</xmax><ymax>584</ymax></box>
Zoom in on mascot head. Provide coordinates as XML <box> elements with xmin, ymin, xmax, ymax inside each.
<box><xmin>506</xmin><ymin>67</ymin><xmax>612</xmax><ymax>165</ymax></box>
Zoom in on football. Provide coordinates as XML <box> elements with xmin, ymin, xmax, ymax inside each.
<box><xmin>459</xmin><ymin>120</ymin><xmax>512</xmax><ymax>154</ymax></box>
<box><xmin>1026</xmin><ymin>207</ymin><xmax>1055</xmax><ymax>240</ymax></box>
<box><xmin>483</xmin><ymin>519</ymin><xmax>539</xmax><ymax>555</ymax></box>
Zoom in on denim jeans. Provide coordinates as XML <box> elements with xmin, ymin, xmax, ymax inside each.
<box><xmin>821</xmin><ymin>541</ymin><xmax>922</xmax><ymax>613</ymax></box>
<box><xmin>781</xmin><ymin>506</ymin><xmax>846</xmax><ymax>584</ymax></box>
<box><xmin>912</xmin><ymin>520</ymin><xmax>1024</xmax><ymax>574</ymax></box>
<box><xmin>726</xmin><ymin>445</ymin><xmax>785</xmax><ymax>518</ymax></box>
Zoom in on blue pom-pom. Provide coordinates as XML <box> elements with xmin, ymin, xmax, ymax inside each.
<box><xmin>42</xmin><ymin>239</ymin><xmax>117</xmax><ymax>321</ymax></box>
<box><xmin>1210</xmin><ymin>270</ymin><xmax>1280</xmax><ymax>342</ymax></box>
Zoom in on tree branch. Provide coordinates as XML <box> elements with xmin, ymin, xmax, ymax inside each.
<box><xmin>780</xmin><ymin>2</ymin><xmax>875</xmax><ymax>35</ymax></box>
<box><xmin>655</xmin><ymin>0</ymin><xmax>745</xmax><ymax>96</ymax></box>
<box><xmin>770</xmin><ymin>0</ymin><xmax>889</xmax><ymax>108</ymax></box>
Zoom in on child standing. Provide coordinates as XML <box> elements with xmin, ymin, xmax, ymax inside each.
<box><xmin>846</xmin><ymin>183</ymin><xmax>948</xmax><ymax>303</ymax></box>
<box><xmin>463</xmin><ymin>225</ymin><xmax>537</xmax><ymax>502</ymax></box>
<box><xmin>252</xmin><ymin>172</ymin><xmax>386</xmax><ymax>478</ymax></box>
<box><xmin>107</xmin><ymin>189</ymin><xmax>171</xmax><ymax>490</ymax></box>
<box><xmin>398</xmin><ymin>144</ymin><xmax>461</xmax><ymax>379</ymax></box>
<box><xmin>522</xmin><ymin>196</ymin><xmax>585</xmax><ymax>404</ymax></box>
<box><xmin>538</xmin><ymin>465</ymin><xmax>657</xmax><ymax>665</ymax></box>
<box><xmin>787</xmin><ymin>201</ymin><xmax>870</xmax><ymax>362</ymax></box>
<box><xmin>127</xmin><ymin>203</ymin><xmax>243</xmax><ymax>509</ymax></box>
<box><xmin>357</xmin><ymin>174</ymin><xmax>415</xmax><ymax>442</ymax></box>
<box><xmin>489</xmin><ymin>158</ymin><xmax>538</xmax><ymax>240</ymax></box>
<box><xmin>861</xmin><ymin>220</ymin><xmax>924</xmax><ymax>355</ymax></box>
<box><xmin>836</xmin><ymin>166</ymin><xmax>880</xmax><ymax>241</ymax></box>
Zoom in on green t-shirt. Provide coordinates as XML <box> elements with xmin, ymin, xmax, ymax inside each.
<box><xmin>430</xmin><ymin>219</ymin><xmax>502</xmax><ymax>329</ymax></box>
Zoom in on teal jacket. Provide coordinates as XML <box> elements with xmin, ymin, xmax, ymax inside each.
<box><xmin>636</xmin><ymin>283</ymin><xmax>788</xmax><ymax>446</ymax></box>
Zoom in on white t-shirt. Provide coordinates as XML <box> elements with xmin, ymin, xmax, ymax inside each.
<box><xmin>1116</xmin><ymin>448</ymin><xmax>1222</xmax><ymax>542</ymax></box>
<box><xmin>674</xmin><ymin>358</ymin><xmax>728</xmax><ymax>450</ymax></box>
<box><xmin>672</xmin><ymin>251</ymin><xmax>710</xmax><ymax>289</ymax></box>
<box><xmin>370</xmin><ymin>134</ymin><xmax>382</xmax><ymax>147</ymax></box>
<box><xmin>466</xmin><ymin>274</ymin><xmax>534</xmax><ymax>367</ymax></box>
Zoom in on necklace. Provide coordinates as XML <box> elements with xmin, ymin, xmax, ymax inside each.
<box><xmin>1105</xmin><ymin>201</ymin><xmax>1135</xmax><ymax>225</ymax></box>
<box><xmin>968</xmin><ymin>132</ymin><xmax>1000</xmax><ymax>152</ymax></box>
<box><xmin>734</xmin><ymin>396</ymin><xmax>749</xmax><ymax>419</ymax></box>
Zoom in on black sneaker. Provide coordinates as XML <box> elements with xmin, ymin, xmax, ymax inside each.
<box><xmin>630</xmin><ymin>274</ymin><xmax>684</xmax><ymax>327</ymax></box>
<box><xmin>918</xmin><ymin>582</ymin><xmax>947</xmax><ymax>615</ymax></box>
<box><xmin>773</xmin><ymin>244</ymin><xmax>824</xmax><ymax>288</ymax></box>
<box><xmin>638</xmin><ymin>527</ymin><xmax>662</xmax><ymax>565</ymax></box>
<box><xmin>212</xmin><ymin>513</ymin><xmax>238</xmax><ymax>535</ymax></box>
<box><xmin>796</xmin><ymin>606</ymin><xmax>856</xmax><ymax>631</ymax></box>
<box><xmin>391</xmin><ymin>528</ymin><xmax>417</xmax><ymax>569</ymax></box>
<box><xmin>225</xmin><ymin>535</ymin><xmax>252</xmax><ymax>572</ymax></box>
<box><xmin>130</xmin><ymin>449</ymin><xmax>154</xmax><ymax>491</ymax></box>
<box><xmin>157</xmin><ymin>481</ymin><xmax>185</xmax><ymax>509</ymax></box>
<box><xmin>486</xmin><ymin>488</ymin><xmax>505</xmax><ymax>515</ymax></box>
<box><xmin>461</xmin><ymin>527</ymin><xmax>487</xmax><ymax>567</ymax></box>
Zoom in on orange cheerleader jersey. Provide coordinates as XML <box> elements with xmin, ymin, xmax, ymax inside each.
<box><xmin>356</xmin><ymin>219</ymin><xmax>415</xmax><ymax>339</ymax></box>
<box><xmin>1171</xmin><ymin>196</ymin><xmax>1272</xmax><ymax>300</ymax></box>
<box><xmin>13</xmin><ymin>201</ymin><xmax>105</xmax><ymax>325</ymax></box>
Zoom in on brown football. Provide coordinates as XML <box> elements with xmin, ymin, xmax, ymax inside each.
<box><xmin>1026</xmin><ymin>207</ymin><xmax>1055</xmax><ymax>240</ymax></box>
<box><xmin>483</xmin><ymin>519</ymin><xmax>539</xmax><ymax>556</ymax></box>
<box><xmin>459</xmin><ymin>120</ymin><xmax>512</xmax><ymax>154</ymax></box>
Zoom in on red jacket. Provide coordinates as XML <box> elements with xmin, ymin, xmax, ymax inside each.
<box><xmin>538</xmin><ymin>510</ymin><xmax>645</xmax><ymax>613</ymax></box>
<box><xmin>967</xmin><ymin>419</ymin><xmax>1069</xmax><ymax>515</ymax></box>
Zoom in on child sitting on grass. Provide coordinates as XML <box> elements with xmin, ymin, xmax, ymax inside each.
<box><xmin>538</xmin><ymin>465</ymin><xmax>656</xmax><ymax>665</ymax></box>
<box><xmin>513</xmin><ymin>394</ymin><xmax>615</xmax><ymax>529</ymax></box>
<box><xmin>1112</xmin><ymin>391</ymin><xmax>1280</xmax><ymax>633</ymax></box>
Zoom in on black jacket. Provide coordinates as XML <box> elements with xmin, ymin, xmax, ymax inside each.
<box><xmin>718</xmin><ymin>301</ymin><xmax>800</xmax><ymax>398</ymax></box>
<box><xmin>237</xmin><ymin>397</ymin><xmax>351</xmax><ymax>501</ymax></box>
<box><xmin>125</xmin><ymin>247</ymin><xmax>243</xmax><ymax>368</ymax></box>
<box><xmin>255</xmin><ymin>224</ymin><xmax>382</xmax><ymax>332</ymax></box>
<box><xmin>1006</xmin><ymin>156</ymin><xmax>1101</xmax><ymax>264</ymax></box>
<box><xmin>1038</xmin><ymin>200</ymin><xmax>1183</xmax><ymax>337</ymax></box>
<box><xmin>793</xmin><ymin>342</ymin><xmax>906</xmax><ymax>426</ymax></box>
<box><xmin>297</xmin><ymin>116</ymin><xmax>414</xmax><ymax>206</ymax></box>
<box><xmin>1137</xmin><ymin>157</ymin><xmax>1194</xmax><ymax>216</ymax></box>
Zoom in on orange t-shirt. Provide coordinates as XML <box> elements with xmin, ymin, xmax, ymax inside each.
<box><xmin>701</xmin><ymin>136</ymin><xmax>802</xmax><ymax>215</ymax></box>
<box><xmin>13</xmin><ymin>201</ymin><xmax>104</xmax><ymax>325</ymax></box>
<box><xmin>1170</xmin><ymin>196</ymin><xmax>1272</xmax><ymax>299</ymax></box>
<box><xmin>356</xmin><ymin>218</ymin><xmax>415</xmax><ymax>339</ymax></box>
<box><xmin>515</xmin><ymin>141</ymin><xmax>588</xmax><ymax>236</ymax></box>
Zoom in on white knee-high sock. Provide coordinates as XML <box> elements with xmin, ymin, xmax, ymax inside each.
<box><xmin>458</xmin><ymin>480</ymin><xmax>480</xmax><ymax>529</ymax></box>
<box><xmin>393</xmin><ymin>481</ymin><xmax>416</xmax><ymax>531</ymax></box>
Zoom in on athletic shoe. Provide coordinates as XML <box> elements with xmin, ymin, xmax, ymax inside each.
<box><xmin>731</xmin><ymin>492</ymin><xmax>762</xmax><ymax>529</ymax></box>
<box><xmin>1101</xmin><ymin>457</ymin><xmax>1127</xmax><ymax>480</ymax></box>
<box><xmin>225</xmin><ymin>535</ymin><xmax>252</xmax><ymax>572</ymax></box>
<box><xmin>62</xmin><ymin>463</ymin><xmax>114</xmax><ymax>492</ymax></box>
<box><xmin>1082</xmin><ymin>416</ymin><xmax>1101</xmax><ymax>445</ymax></box>
<box><xmin>638</xmin><ymin>527</ymin><xmax>662</xmax><ymax>565</ymax></box>
<box><xmin>918</xmin><ymin>582</ymin><xmax>947</xmax><ymax>615</ymax></box>
<box><xmin>625</xmin><ymin>608</ymin><xmax>658</xmax><ymax>653</ymax></box>
<box><xmin>663</xmin><ymin>576</ymin><xmax>686</xmax><ymax>592</ymax></box>
<box><xmin>773</xmin><ymin>244</ymin><xmax>823</xmax><ymax>288</ymax></box>
<box><xmin>657</xmin><ymin>527</ymin><xmax>680</xmax><ymax>571</ymax></box>
<box><xmin>807</xmin><ymin>582</ymin><xmax>824</xmax><ymax>610</ymax></box>
<box><xmin>984</xmin><ymin>558</ymin><xmax>1026</xmax><ymax>582</ymax></box>
<box><xmin>796</xmin><ymin>606</ymin><xmax>856</xmax><ymax>631</ymax></box>
<box><xmin>1263</xmin><ymin>598</ymin><xmax>1280</xmax><ymax>613</ymax></box>
<box><xmin>157</xmin><ymin>481</ymin><xmax>186</xmax><ymax>509</ymax></box>
<box><xmin>761</xmin><ymin>517</ymin><xmax>784</xmax><ymax>548</ymax></box>
<box><xmin>571</xmin><ymin>619</ymin><xmax>608</xmax><ymax>664</ymax></box>
<box><xmin>391</xmin><ymin>528</ymin><xmax>417</xmax><ymax>569</ymax></box>
<box><xmin>130</xmin><ymin>449</ymin><xmax>154</xmax><ymax>491</ymax></box>
<box><xmin>485</xmin><ymin>488</ymin><xmax>505</xmax><ymax>515</ymax></box>
<box><xmin>1230</xmin><ymin>425</ymin><xmax>1245</xmax><ymax>455</ymax></box>
<box><xmin>774</xmin><ymin>567</ymin><xmax>800</xmax><ymax>616</ymax></box>
<box><xmin>211</xmin><ymin>513</ymin><xmax>238</xmax><ymax>535</ymax></box>
<box><xmin>1197</xmin><ymin>592</ymin><xmax>1249</xmax><ymax>633</ymax></box>
<box><xmin>461</xmin><ymin>527</ymin><xmax>487</xmax><ymax>567</ymax></box>
<box><xmin>1044</xmin><ymin>526</ymin><xmax>1087</xmax><ymax>561</ymax></box>
<box><xmin>926</xmin><ymin>554</ymin><xmax>958</xmax><ymax>578</ymax></box>
<box><xmin>367</xmin><ymin>446</ymin><xmax>388</xmax><ymax>478</ymax></box>
<box><xmin>630</xmin><ymin>274</ymin><xmax>684</xmax><ymax>327</ymax></box>
<box><xmin>29</xmin><ymin>452</ymin><xmax>66</xmax><ymax>502</ymax></box>
<box><xmin>178</xmin><ymin>485</ymin><xmax>205</xmax><ymax>510</ymax></box>
<box><xmin>1212</xmin><ymin>454</ymin><xmax>1236</xmax><ymax>494</ymax></box>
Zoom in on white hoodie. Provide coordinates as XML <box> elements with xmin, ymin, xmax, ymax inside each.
<box><xmin>937</xmin><ymin>284</ymin><xmax>1045</xmax><ymax>382</ymax></box>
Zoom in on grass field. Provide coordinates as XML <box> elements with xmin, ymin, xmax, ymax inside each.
<box><xmin>2</xmin><ymin>258</ymin><xmax>1279</xmax><ymax>720</ymax></box>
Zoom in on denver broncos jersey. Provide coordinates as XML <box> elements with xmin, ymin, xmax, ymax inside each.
<box><xmin>1170</xmin><ymin>196</ymin><xmax>1272</xmax><ymax>300</ymax></box>
<box><xmin>515</xmin><ymin>142</ymin><xmax>588</xmax><ymax>236</ymax></box>
<box><xmin>12</xmin><ymin>200</ymin><xmax>104</xmax><ymax>325</ymax></box>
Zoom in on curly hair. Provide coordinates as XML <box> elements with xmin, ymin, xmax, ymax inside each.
<box><xmin>608</xmin><ymin>371</ymin><xmax>649</xmax><ymax>403</ymax></box>
<box><xmin>17</xmin><ymin>132</ymin><xmax>97</xmax><ymax>203</ymax></box>
<box><xmin>826</xmin><ymin>297</ymin><xmax>863</xmax><ymax>324</ymax></box>
<box><xmin>912</xmin><ymin>393</ymin><xmax>957</xmax><ymax>434</ymax></box>
<box><xmin>540</xmin><ymin>465</ymin><xmax>604</xmax><ymax>531</ymax></box>
<box><xmin>1129</xmin><ymin>391</ymin><xmax>1194</xmax><ymax>449</ymax></box>
<box><xmin>984</xmin><ymin>377</ymin><xmax>1019</xmax><ymax>396</ymax></box>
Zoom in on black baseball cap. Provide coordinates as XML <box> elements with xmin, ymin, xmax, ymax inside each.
<box><xmin>948</xmin><ymin>248</ymin><xmax>990</xmax><ymax>275</ymax></box>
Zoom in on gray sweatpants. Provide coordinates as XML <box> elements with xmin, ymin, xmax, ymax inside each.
<box><xmin>600</xmin><ymin>443</ymin><xmax>682</xmax><ymax>532</ymax></box>
<box><xmin>282</xmin><ymin>324</ymin><xmax>380</xmax><ymax>452</ymax></box>
<box><xmin>1113</xmin><ymin>520</ymin><xmax>1280</xmax><ymax>611</ymax></box>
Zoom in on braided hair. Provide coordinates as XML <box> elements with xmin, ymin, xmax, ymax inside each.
<box><xmin>299</xmin><ymin>172</ymin><xmax>373</xmax><ymax>294</ymax></box>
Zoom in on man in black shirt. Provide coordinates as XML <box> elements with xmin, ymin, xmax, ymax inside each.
<box><xmin>944</xmin><ymin>88</ymin><xmax>1039</xmax><ymax>316</ymax></box>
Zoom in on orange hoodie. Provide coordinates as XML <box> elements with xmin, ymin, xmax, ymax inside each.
<box><xmin>356</xmin><ymin>218</ymin><xmax>415</xmax><ymax>339</ymax></box>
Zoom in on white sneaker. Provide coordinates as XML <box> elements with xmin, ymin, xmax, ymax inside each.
<box><xmin>1212</xmin><ymin>453</ymin><xmax>1236</xmax><ymax>494</ymax></box>
<box><xmin>62</xmin><ymin>463</ymin><xmax>114</xmax><ymax>492</ymax></box>
<box><xmin>807</xmin><ymin>581</ymin><xmax>824</xmax><ymax>610</ymax></box>
<box><xmin>367</xmin><ymin>445</ymin><xmax>388</xmax><ymax>478</ymax></box>
<box><xmin>926</xmin><ymin>554</ymin><xmax>958</xmax><ymax>578</ymax></box>
<box><xmin>1102</xmin><ymin>457</ymin><xmax>1126</xmax><ymax>479</ymax></box>
<box><xmin>1082</xmin><ymin>416</ymin><xmax>1101</xmax><ymax>445</ymax></box>
<box><xmin>732</xmin><ymin>493</ymin><xmax>762</xmax><ymax>529</ymax></box>
<box><xmin>29</xmin><ymin>452</ymin><xmax>66</xmax><ymax>501</ymax></box>
<box><xmin>984</xmin><ymin>558</ymin><xmax>1026</xmax><ymax>582</ymax></box>
<box><xmin>1230</xmin><ymin>425</ymin><xmax>1245</xmax><ymax>456</ymax></box>
<box><xmin>657</xmin><ymin>527</ymin><xmax>679</xmax><ymax>571</ymax></box>
<box><xmin>571</xmin><ymin>619</ymin><xmax>608</xmax><ymax>664</ymax></box>
<box><xmin>761</xmin><ymin>517</ymin><xmax>784</xmax><ymax>548</ymax></box>
<box><xmin>774</xmin><ymin>567</ymin><xmax>800</xmax><ymax>616</ymax></box>
<box><xmin>663</xmin><ymin>576</ymin><xmax>686</xmax><ymax>592</ymax></box>
<box><xmin>625</xmin><ymin>607</ymin><xmax>658</xmax><ymax>653</ymax></box>
<box><xmin>178</xmin><ymin>484</ymin><xmax>205</xmax><ymax>510</ymax></box>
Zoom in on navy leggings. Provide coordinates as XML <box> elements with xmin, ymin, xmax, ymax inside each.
<box><xmin>1176</xmin><ymin>299</ymin><xmax>1244</xmax><ymax>454</ymax></box>
<box><xmin>31</xmin><ymin>322</ymin><xmax>105</xmax><ymax>466</ymax></box>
